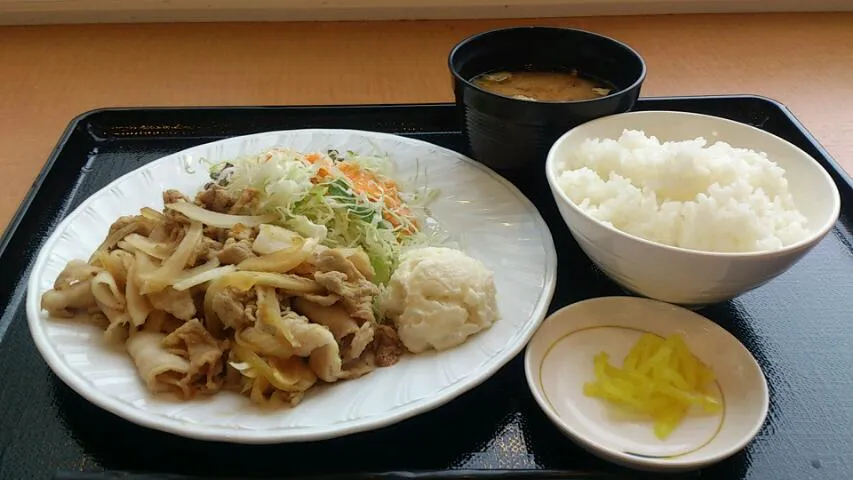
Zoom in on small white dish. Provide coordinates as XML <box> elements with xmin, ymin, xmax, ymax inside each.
<box><xmin>524</xmin><ymin>296</ymin><xmax>769</xmax><ymax>472</ymax></box>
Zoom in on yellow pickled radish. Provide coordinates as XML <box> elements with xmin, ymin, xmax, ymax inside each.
<box><xmin>582</xmin><ymin>332</ymin><xmax>723</xmax><ymax>440</ymax></box>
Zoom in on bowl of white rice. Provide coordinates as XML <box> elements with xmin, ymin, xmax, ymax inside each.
<box><xmin>545</xmin><ymin>110</ymin><xmax>841</xmax><ymax>306</ymax></box>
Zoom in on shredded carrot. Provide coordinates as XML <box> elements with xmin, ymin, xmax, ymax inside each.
<box><xmin>304</xmin><ymin>153</ymin><xmax>335</xmax><ymax>183</ymax></box>
<box><xmin>337</xmin><ymin>161</ymin><xmax>418</xmax><ymax>232</ymax></box>
<box><xmin>305</xmin><ymin>152</ymin><xmax>420</xmax><ymax>235</ymax></box>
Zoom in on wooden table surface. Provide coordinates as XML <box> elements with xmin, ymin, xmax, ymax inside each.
<box><xmin>1</xmin><ymin>12</ymin><xmax>851</xmax><ymax>233</ymax></box>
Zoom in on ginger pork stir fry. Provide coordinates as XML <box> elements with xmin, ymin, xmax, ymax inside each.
<box><xmin>41</xmin><ymin>184</ymin><xmax>405</xmax><ymax>407</ymax></box>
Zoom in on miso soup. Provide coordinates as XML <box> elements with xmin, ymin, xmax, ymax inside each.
<box><xmin>471</xmin><ymin>69</ymin><xmax>612</xmax><ymax>102</ymax></box>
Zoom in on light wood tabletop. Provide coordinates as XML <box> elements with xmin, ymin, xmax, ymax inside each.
<box><xmin>1</xmin><ymin>12</ymin><xmax>851</xmax><ymax>233</ymax></box>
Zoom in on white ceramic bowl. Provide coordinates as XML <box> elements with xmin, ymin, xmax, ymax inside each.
<box><xmin>524</xmin><ymin>296</ymin><xmax>769</xmax><ymax>472</ymax></box>
<box><xmin>544</xmin><ymin>110</ymin><xmax>841</xmax><ymax>306</ymax></box>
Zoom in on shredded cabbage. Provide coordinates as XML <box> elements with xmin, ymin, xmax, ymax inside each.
<box><xmin>209</xmin><ymin>147</ymin><xmax>442</xmax><ymax>284</ymax></box>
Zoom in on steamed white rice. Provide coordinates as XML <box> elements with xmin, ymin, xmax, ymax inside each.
<box><xmin>554</xmin><ymin>129</ymin><xmax>811</xmax><ymax>253</ymax></box>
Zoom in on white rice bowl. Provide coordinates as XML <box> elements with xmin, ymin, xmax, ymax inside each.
<box><xmin>553</xmin><ymin>129</ymin><xmax>811</xmax><ymax>253</ymax></box>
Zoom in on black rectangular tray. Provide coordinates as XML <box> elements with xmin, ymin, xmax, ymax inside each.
<box><xmin>2</xmin><ymin>96</ymin><xmax>852</xmax><ymax>480</ymax></box>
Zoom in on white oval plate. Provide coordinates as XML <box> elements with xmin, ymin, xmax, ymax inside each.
<box><xmin>26</xmin><ymin>129</ymin><xmax>557</xmax><ymax>444</ymax></box>
<box><xmin>524</xmin><ymin>296</ymin><xmax>769</xmax><ymax>472</ymax></box>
